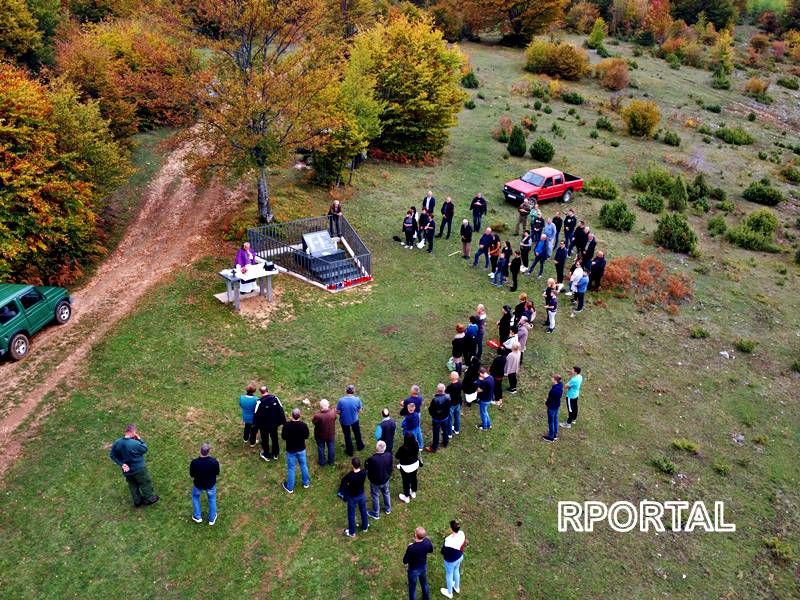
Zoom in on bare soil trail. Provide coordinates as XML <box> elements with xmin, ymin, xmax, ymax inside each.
<box><xmin>0</xmin><ymin>142</ymin><xmax>242</xmax><ymax>481</ymax></box>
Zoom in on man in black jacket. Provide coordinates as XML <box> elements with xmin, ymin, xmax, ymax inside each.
<box><xmin>530</xmin><ymin>211</ymin><xmax>545</xmax><ymax>241</ymax></box>
<box><xmin>563</xmin><ymin>209</ymin><xmax>577</xmax><ymax>255</ymax></box>
<box><xmin>554</xmin><ymin>241</ymin><xmax>568</xmax><ymax>292</ymax></box>
<box><xmin>375</xmin><ymin>408</ymin><xmax>397</xmax><ymax>454</ymax></box>
<box><xmin>588</xmin><ymin>251</ymin><xmax>606</xmax><ymax>291</ymax></box>
<box><xmin>340</xmin><ymin>457</ymin><xmax>369</xmax><ymax>537</ymax></box>
<box><xmin>422</xmin><ymin>190</ymin><xmax>436</xmax><ymax>214</ymax></box>
<box><xmin>437</xmin><ymin>196</ymin><xmax>455</xmax><ymax>239</ymax></box>
<box><xmin>190</xmin><ymin>443</ymin><xmax>220</xmax><ymax>524</ymax></box>
<box><xmin>582</xmin><ymin>232</ymin><xmax>597</xmax><ymax>267</ymax></box>
<box><xmin>552</xmin><ymin>210</ymin><xmax>563</xmax><ymax>247</ymax></box>
<box><xmin>459</xmin><ymin>219</ymin><xmax>473</xmax><ymax>259</ymax></box>
<box><xmin>573</xmin><ymin>221</ymin><xmax>588</xmax><ymax>257</ymax></box>
<box><xmin>281</xmin><ymin>408</ymin><xmax>310</xmax><ymax>493</ymax></box>
<box><xmin>404</xmin><ymin>526</ymin><xmax>434</xmax><ymax>600</ymax></box>
<box><xmin>366</xmin><ymin>440</ymin><xmax>393</xmax><ymax>519</ymax></box>
<box><xmin>424</xmin><ymin>384</ymin><xmax>451</xmax><ymax>452</ymax></box>
<box><xmin>470</xmin><ymin>193</ymin><xmax>487</xmax><ymax>231</ymax></box>
<box><xmin>509</xmin><ymin>250</ymin><xmax>522</xmax><ymax>292</ymax></box>
<box><xmin>254</xmin><ymin>386</ymin><xmax>286</xmax><ymax>462</ymax></box>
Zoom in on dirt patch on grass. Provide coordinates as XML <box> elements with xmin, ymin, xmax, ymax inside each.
<box><xmin>380</xmin><ymin>325</ymin><xmax>400</xmax><ymax>335</ymax></box>
<box><xmin>238</xmin><ymin>285</ymin><xmax>286</xmax><ymax>328</ymax></box>
<box><xmin>259</xmin><ymin>519</ymin><xmax>312</xmax><ymax>596</ymax></box>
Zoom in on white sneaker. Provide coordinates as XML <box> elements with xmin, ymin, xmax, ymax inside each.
<box><xmin>191</xmin><ymin>516</ymin><xmax>202</xmax><ymax>523</ymax></box>
<box><xmin>440</xmin><ymin>588</ymin><xmax>453</xmax><ymax>599</ymax></box>
<box><xmin>560</xmin><ymin>422</ymin><xmax>572</xmax><ymax>428</ymax></box>
<box><xmin>208</xmin><ymin>515</ymin><xmax>217</xmax><ymax>526</ymax></box>
<box><xmin>410</xmin><ymin>491</ymin><xmax>417</xmax><ymax>499</ymax></box>
<box><xmin>399</xmin><ymin>493</ymin><xmax>410</xmax><ymax>504</ymax></box>
<box><xmin>453</xmin><ymin>586</ymin><xmax>460</xmax><ymax>594</ymax></box>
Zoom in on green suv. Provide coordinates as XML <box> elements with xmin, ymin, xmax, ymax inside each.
<box><xmin>0</xmin><ymin>284</ymin><xmax>72</xmax><ymax>361</ymax></box>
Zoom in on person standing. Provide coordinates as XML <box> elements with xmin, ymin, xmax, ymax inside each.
<box><xmin>513</xmin><ymin>294</ymin><xmax>527</xmax><ymax>324</ymax></box>
<box><xmin>451</xmin><ymin>324</ymin><xmax>466</xmax><ymax>374</ymax></box>
<box><xmin>568</xmin><ymin>258</ymin><xmax>584</xmax><ymax>298</ymax></box>
<box><xmin>445</xmin><ymin>371</ymin><xmax>463</xmax><ymax>437</ymax></box>
<box><xmin>234</xmin><ymin>241</ymin><xmax>259</xmax><ymax>293</ymax></box>
<box><xmin>582</xmin><ymin>232</ymin><xmax>597</xmax><ymax>266</ymax></box>
<box><xmin>340</xmin><ymin>457</ymin><xmax>369</xmax><ymax>537</ymax></box>
<box><xmin>438</xmin><ymin>196</ymin><xmax>454</xmax><ymax>239</ymax></box>
<box><xmin>509</xmin><ymin>250</ymin><xmax>522</xmax><ymax>292</ymax></box>
<box><xmin>281</xmin><ymin>408</ymin><xmax>310</xmax><ymax>493</ymax></box>
<box><xmin>422</xmin><ymin>190</ymin><xmax>436</xmax><ymax>215</ymax></box>
<box><xmin>497</xmin><ymin>304</ymin><xmax>512</xmax><ymax>343</ymax></box>
<box><xmin>562</xmin><ymin>366</ymin><xmax>583</xmax><ymax>428</ymax></box>
<box><xmin>254</xmin><ymin>386</ymin><xmax>286</xmax><ymax>462</ymax></box>
<box><xmin>395</xmin><ymin>434</ymin><xmax>421</xmax><ymax>503</ymax></box>
<box><xmin>418</xmin><ymin>209</ymin><xmax>430</xmax><ymax>249</ymax></box>
<box><xmin>552</xmin><ymin>211</ymin><xmax>563</xmax><ymax>248</ymax></box>
<box><xmin>505</xmin><ymin>342</ymin><xmax>521</xmax><ymax>394</ymax></box>
<box><xmin>312</xmin><ymin>399</ymin><xmax>337</xmax><ymax>466</ymax></box>
<box><xmin>366</xmin><ymin>440</ymin><xmax>393</xmax><ymax>519</ymax></box>
<box><xmin>328</xmin><ymin>200</ymin><xmax>343</xmax><ymax>237</ymax></box>
<box><xmin>573</xmin><ymin>221</ymin><xmax>588</xmax><ymax>258</ymax></box>
<box><xmin>374</xmin><ymin>408</ymin><xmax>397</xmax><ymax>454</ymax></box>
<box><xmin>553</xmin><ymin>241</ymin><xmax>568</xmax><ymax>293</ymax></box>
<box><xmin>545</xmin><ymin>288</ymin><xmax>558</xmax><ymax>334</ymax></box>
<box><xmin>520</xmin><ymin>230</ymin><xmax>532</xmax><ymax>270</ymax></box>
<box><xmin>563</xmin><ymin>209</ymin><xmax>577</xmax><ymax>255</ymax></box>
<box><xmin>464</xmin><ymin>316</ymin><xmax>478</xmax><ymax>366</ymax></box>
<box><xmin>239</xmin><ymin>383</ymin><xmax>259</xmax><ymax>447</ymax></box>
<box><xmin>401</xmin><ymin>403</ymin><xmax>422</xmax><ymax>451</ymax></box>
<box><xmin>472</xmin><ymin>228</ymin><xmax>493</xmax><ymax>269</ymax></box>
<box><xmin>489</xmin><ymin>349</ymin><xmax>506</xmax><ymax>406</ymax></box>
<box><xmin>544</xmin><ymin>218</ymin><xmax>557</xmax><ymax>257</ymax></box>
<box><xmin>440</xmin><ymin>520</ymin><xmax>466</xmax><ymax>599</ymax></box>
<box><xmin>514</xmin><ymin>199</ymin><xmax>531</xmax><ymax>236</ymax></box>
<box><xmin>190</xmin><ymin>442</ymin><xmax>220</xmax><ymax>525</ymax></box>
<box><xmin>516</xmin><ymin>316</ymin><xmax>529</xmax><ymax>364</ymax></box>
<box><xmin>530</xmin><ymin>210</ymin><xmax>545</xmax><ymax>241</ymax></box>
<box><xmin>400</xmin><ymin>385</ymin><xmax>425</xmax><ymax>450</ymax></box>
<box><xmin>336</xmin><ymin>384</ymin><xmax>365</xmax><ymax>456</ymax></box>
<box><xmin>475</xmin><ymin>304</ymin><xmax>487</xmax><ymax>360</ymax></box>
<box><xmin>459</xmin><ymin>219</ymin><xmax>473</xmax><ymax>259</ymax></box>
<box><xmin>470</xmin><ymin>193</ymin><xmax>487</xmax><ymax>231</ymax></box>
<box><xmin>403</xmin><ymin>210</ymin><xmax>417</xmax><ymax>249</ymax></box>
<box><xmin>425</xmin><ymin>384</ymin><xmax>451</xmax><ymax>453</ymax></box>
<box><xmin>588</xmin><ymin>251</ymin><xmax>606</xmax><ymax>291</ymax></box>
<box><xmin>109</xmin><ymin>424</ymin><xmax>158</xmax><ymax>507</ymax></box>
<box><xmin>530</xmin><ymin>234</ymin><xmax>549</xmax><ymax>278</ymax></box>
<box><xmin>492</xmin><ymin>250</ymin><xmax>507</xmax><ymax>288</ymax></box>
<box><xmin>423</xmin><ymin>213</ymin><xmax>436</xmax><ymax>254</ymax></box>
<box><xmin>573</xmin><ymin>270</ymin><xmax>589</xmax><ymax>315</ymax></box>
<box><xmin>475</xmin><ymin>368</ymin><xmax>495</xmax><ymax>431</ymax></box>
<box><xmin>488</xmin><ymin>234</ymin><xmax>501</xmax><ymax>274</ymax></box>
<box><xmin>404</xmin><ymin>527</ymin><xmax>434</xmax><ymax>600</ymax></box>
<box><xmin>543</xmin><ymin>374</ymin><xmax>563</xmax><ymax>442</ymax></box>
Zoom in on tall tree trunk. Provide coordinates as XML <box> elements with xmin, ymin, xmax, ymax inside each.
<box><xmin>257</xmin><ymin>166</ymin><xmax>272</xmax><ymax>223</ymax></box>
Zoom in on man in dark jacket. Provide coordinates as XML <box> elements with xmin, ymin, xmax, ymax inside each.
<box><xmin>437</xmin><ymin>196</ymin><xmax>455</xmax><ymax>239</ymax></box>
<box><xmin>589</xmin><ymin>251</ymin><xmax>607</xmax><ymax>291</ymax></box>
<box><xmin>374</xmin><ymin>407</ymin><xmax>397</xmax><ymax>454</ymax></box>
<box><xmin>514</xmin><ymin>199</ymin><xmax>531</xmax><ymax>236</ymax></box>
<box><xmin>582</xmin><ymin>233</ymin><xmax>597</xmax><ymax>268</ymax></box>
<box><xmin>422</xmin><ymin>190</ymin><xmax>436</xmax><ymax>214</ymax></box>
<box><xmin>459</xmin><ymin>219</ymin><xmax>473</xmax><ymax>259</ymax></box>
<box><xmin>530</xmin><ymin>211</ymin><xmax>545</xmax><ymax>241</ymax></box>
<box><xmin>543</xmin><ymin>374</ymin><xmax>563</xmax><ymax>442</ymax></box>
<box><xmin>470</xmin><ymin>193</ymin><xmax>487</xmax><ymax>231</ymax></box>
<box><xmin>311</xmin><ymin>399</ymin><xmax>336</xmax><ymax>466</ymax></box>
<box><xmin>489</xmin><ymin>349</ymin><xmax>507</xmax><ymax>405</ymax></box>
<box><xmin>423</xmin><ymin>213</ymin><xmax>435</xmax><ymax>253</ymax></box>
<box><xmin>190</xmin><ymin>442</ymin><xmax>220</xmax><ymax>524</ymax></box>
<box><xmin>554</xmin><ymin>241</ymin><xmax>568</xmax><ymax>291</ymax></box>
<box><xmin>472</xmin><ymin>227</ymin><xmax>493</xmax><ymax>269</ymax></box>
<box><xmin>552</xmin><ymin>210</ymin><xmax>563</xmax><ymax>247</ymax></box>
<box><xmin>418</xmin><ymin>209</ymin><xmax>430</xmax><ymax>247</ymax></box>
<box><xmin>340</xmin><ymin>457</ymin><xmax>369</xmax><ymax>537</ymax></box>
<box><xmin>424</xmin><ymin>384</ymin><xmax>451</xmax><ymax>452</ymax></box>
<box><xmin>281</xmin><ymin>408</ymin><xmax>310</xmax><ymax>493</ymax></box>
<box><xmin>366</xmin><ymin>440</ymin><xmax>393</xmax><ymax>519</ymax></box>
<box><xmin>404</xmin><ymin>526</ymin><xmax>434</xmax><ymax>600</ymax></box>
<box><xmin>109</xmin><ymin>423</ymin><xmax>158</xmax><ymax>507</ymax></box>
<box><xmin>529</xmin><ymin>234</ymin><xmax>549</xmax><ymax>278</ymax></box>
<box><xmin>254</xmin><ymin>386</ymin><xmax>286</xmax><ymax>462</ymax></box>
<box><xmin>563</xmin><ymin>209</ymin><xmax>577</xmax><ymax>254</ymax></box>
<box><xmin>573</xmin><ymin>220</ymin><xmax>588</xmax><ymax>257</ymax></box>
<box><xmin>509</xmin><ymin>250</ymin><xmax>522</xmax><ymax>292</ymax></box>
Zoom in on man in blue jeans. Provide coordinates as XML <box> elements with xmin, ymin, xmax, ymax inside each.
<box><xmin>340</xmin><ymin>457</ymin><xmax>369</xmax><ymax>537</ymax></box>
<box><xmin>445</xmin><ymin>371</ymin><xmax>462</xmax><ymax>437</ymax></box>
<box><xmin>403</xmin><ymin>526</ymin><xmax>434</xmax><ymax>600</ymax></box>
<box><xmin>471</xmin><ymin>227</ymin><xmax>493</xmax><ymax>269</ymax></box>
<box><xmin>424</xmin><ymin>383</ymin><xmax>451</xmax><ymax>452</ymax></box>
<box><xmin>336</xmin><ymin>385</ymin><xmax>365</xmax><ymax>456</ymax></box>
<box><xmin>543</xmin><ymin>374</ymin><xmax>563</xmax><ymax>442</ymax></box>
<box><xmin>281</xmin><ymin>409</ymin><xmax>310</xmax><ymax>493</ymax></box>
<box><xmin>400</xmin><ymin>385</ymin><xmax>425</xmax><ymax>451</ymax></box>
<box><xmin>190</xmin><ymin>442</ymin><xmax>219</xmax><ymax>525</ymax></box>
<box><xmin>475</xmin><ymin>368</ymin><xmax>495</xmax><ymax>431</ymax></box>
<box><xmin>365</xmin><ymin>440</ymin><xmax>393</xmax><ymax>519</ymax></box>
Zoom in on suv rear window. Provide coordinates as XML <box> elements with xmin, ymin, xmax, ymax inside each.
<box><xmin>0</xmin><ymin>302</ymin><xmax>19</xmax><ymax>324</ymax></box>
<box><xmin>19</xmin><ymin>289</ymin><xmax>44</xmax><ymax>309</ymax></box>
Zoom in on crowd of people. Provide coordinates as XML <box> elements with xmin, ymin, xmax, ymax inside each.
<box><xmin>108</xmin><ymin>191</ymin><xmax>602</xmax><ymax>599</ymax></box>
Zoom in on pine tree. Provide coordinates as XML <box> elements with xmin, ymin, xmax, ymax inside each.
<box><xmin>669</xmin><ymin>175</ymin><xmax>689</xmax><ymax>212</ymax></box>
<box><xmin>507</xmin><ymin>125</ymin><xmax>527</xmax><ymax>156</ymax></box>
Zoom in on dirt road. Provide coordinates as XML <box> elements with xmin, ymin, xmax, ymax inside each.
<box><xmin>0</xmin><ymin>141</ymin><xmax>242</xmax><ymax>480</ymax></box>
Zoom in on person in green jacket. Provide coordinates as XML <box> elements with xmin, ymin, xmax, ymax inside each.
<box><xmin>109</xmin><ymin>424</ymin><xmax>159</xmax><ymax>507</ymax></box>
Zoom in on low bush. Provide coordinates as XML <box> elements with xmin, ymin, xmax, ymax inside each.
<box><xmin>668</xmin><ymin>176</ymin><xmax>689</xmax><ymax>212</ymax></box>
<box><xmin>651</xmin><ymin>456</ymin><xmax>676</xmax><ymax>475</ymax></box>
<box><xmin>521</xmin><ymin>115</ymin><xmax>537</xmax><ymax>131</ymax></box>
<box><xmin>566</xmin><ymin>1</ymin><xmax>601</xmax><ymax>33</ymax></box>
<box><xmin>688</xmin><ymin>174</ymin><xmax>711</xmax><ymax>202</ymax></box>
<box><xmin>595</xmin><ymin>57</ymin><xmax>630</xmax><ymax>90</ymax></box>
<box><xmin>507</xmin><ymin>125</ymin><xmax>527</xmax><ymax>157</ymax></box>
<box><xmin>697</xmin><ymin>123</ymin><xmax>712</xmax><ymax>135</ymax></box>
<box><xmin>704</xmin><ymin>103</ymin><xmax>722</xmax><ymax>113</ymax></box>
<box><xmin>491</xmin><ymin>116</ymin><xmax>514</xmax><ymax>141</ymax></box>
<box><xmin>636</xmin><ymin>191</ymin><xmax>665</xmax><ymax>213</ymax></box>
<box><xmin>632</xmin><ymin>164</ymin><xmax>673</xmax><ymax>196</ymax></box>
<box><xmin>747</xmin><ymin>111</ymin><xmax>756</xmax><ymax>121</ymax></box>
<box><xmin>711</xmin><ymin>70</ymin><xmax>731</xmax><ymax>89</ymax></box>
<box><xmin>734</xmin><ymin>338</ymin><xmax>756</xmax><ymax>353</ymax></box>
<box><xmin>590</xmin><ymin>129</ymin><xmax>599</xmax><ymax>139</ymax></box>
<box><xmin>780</xmin><ymin>164</ymin><xmax>800</xmax><ymax>183</ymax></box>
<box><xmin>562</xmin><ymin>91</ymin><xmax>585</xmax><ymax>104</ymax></box>
<box><xmin>534</xmin><ymin>99</ymin><xmax>542</xmax><ymax>110</ymax></box>
<box><xmin>692</xmin><ymin>197</ymin><xmax>710</xmax><ymax>213</ymax></box>
<box><xmin>726</xmin><ymin>209</ymin><xmax>780</xmax><ymax>252</ymax></box>
<box><xmin>461</xmin><ymin>71</ymin><xmax>479</xmax><ymax>88</ymax></box>
<box><xmin>716</xmin><ymin>198</ymin><xmax>734</xmax><ymax>212</ymax></box>
<box><xmin>596</xmin><ymin>115</ymin><xmax>613</xmax><ymax>131</ymax></box>
<box><xmin>584</xmin><ymin>176</ymin><xmax>620</xmax><ymax>200</ymax></box>
<box><xmin>525</xmin><ymin>40</ymin><xmax>589</xmax><ymax>80</ymax></box>
<box><xmin>599</xmin><ymin>200</ymin><xmax>636</xmax><ymax>231</ymax></box>
<box><xmin>550</xmin><ymin>122</ymin><xmax>565</xmax><ymax>138</ymax></box>
<box><xmin>714</xmin><ymin>126</ymin><xmax>754</xmax><ymax>145</ymax></box>
<box><xmin>610</xmin><ymin>140</ymin><xmax>620</xmax><ymax>147</ymax></box>
<box><xmin>742</xmin><ymin>178</ymin><xmax>783</xmax><ymax>205</ymax></box>
<box><xmin>672</xmin><ymin>438</ymin><xmax>700</xmax><ymax>454</ymax></box>
<box><xmin>663</xmin><ymin>131</ymin><xmax>681</xmax><ymax>146</ymax></box>
<box><xmin>654</xmin><ymin>213</ymin><xmax>697</xmax><ymax>253</ymax></box>
<box><xmin>621</xmin><ymin>99</ymin><xmax>661</xmax><ymax>137</ymax></box>
<box><xmin>603</xmin><ymin>255</ymin><xmax>694</xmax><ymax>310</ymax></box>
<box><xmin>689</xmin><ymin>326</ymin><xmax>710</xmax><ymax>339</ymax></box>
<box><xmin>464</xmin><ymin>99</ymin><xmax>476</xmax><ymax>109</ymax></box>
<box><xmin>666</xmin><ymin>53</ymin><xmax>681</xmax><ymax>69</ymax></box>
<box><xmin>776</xmin><ymin>76</ymin><xmax>799</xmax><ymax>90</ymax></box>
<box><xmin>529</xmin><ymin>136</ymin><xmax>555</xmax><ymax>161</ymax></box>
<box><xmin>742</xmin><ymin>208</ymin><xmax>779</xmax><ymax>236</ymax></box>
<box><xmin>543</xmin><ymin>105</ymin><xmax>553</xmax><ymax>114</ymax></box>
<box><xmin>744</xmin><ymin>77</ymin><xmax>772</xmax><ymax>103</ymax></box>
<box><xmin>763</xmin><ymin>537</ymin><xmax>795</xmax><ymax>564</ymax></box>
<box><xmin>708</xmin><ymin>215</ymin><xmax>727</xmax><ymax>236</ymax></box>
<box><xmin>587</xmin><ymin>17</ymin><xmax>606</xmax><ymax>49</ymax></box>
<box><xmin>713</xmin><ymin>462</ymin><xmax>731</xmax><ymax>476</ymax></box>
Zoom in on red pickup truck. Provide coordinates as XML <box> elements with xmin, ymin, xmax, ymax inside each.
<box><xmin>502</xmin><ymin>167</ymin><xmax>583</xmax><ymax>205</ymax></box>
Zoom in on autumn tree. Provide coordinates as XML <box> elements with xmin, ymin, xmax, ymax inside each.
<box><xmin>189</xmin><ymin>0</ymin><xmax>343</xmax><ymax>223</ymax></box>
<box><xmin>349</xmin><ymin>13</ymin><xmax>465</xmax><ymax>160</ymax></box>
<box><xmin>0</xmin><ymin>0</ymin><xmax>43</xmax><ymax>64</ymax></box>
<box><xmin>322</xmin><ymin>0</ymin><xmax>380</xmax><ymax>39</ymax></box>
<box><xmin>671</xmin><ymin>0</ymin><xmax>735</xmax><ymax>29</ymax></box>
<box><xmin>0</xmin><ymin>63</ymin><xmax>129</xmax><ymax>283</ymax></box>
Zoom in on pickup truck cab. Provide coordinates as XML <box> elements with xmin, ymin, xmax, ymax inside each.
<box><xmin>0</xmin><ymin>283</ymin><xmax>72</xmax><ymax>361</ymax></box>
<box><xmin>503</xmin><ymin>167</ymin><xmax>583</xmax><ymax>205</ymax></box>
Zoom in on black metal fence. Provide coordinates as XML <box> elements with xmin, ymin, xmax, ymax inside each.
<box><xmin>247</xmin><ymin>215</ymin><xmax>371</xmax><ymax>290</ymax></box>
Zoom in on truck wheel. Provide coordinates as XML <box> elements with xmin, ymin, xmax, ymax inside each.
<box><xmin>55</xmin><ymin>300</ymin><xmax>71</xmax><ymax>324</ymax></box>
<box><xmin>10</xmin><ymin>333</ymin><xmax>30</xmax><ymax>361</ymax></box>
<box><xmin>562</xmin><ymin>190</ymin><xmax>573</xmax><ymax>203</ymax></box>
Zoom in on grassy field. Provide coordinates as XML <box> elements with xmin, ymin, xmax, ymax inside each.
<box><xmin>1</xmin><ymin>36</ymin><xmax>799</xmax><ymax>599</ymax></box>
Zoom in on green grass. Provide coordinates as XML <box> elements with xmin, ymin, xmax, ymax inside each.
<box><xmin>1</xmin><ymin>37</ymin><xmax>799</xmax><ymax>599</ymax></box>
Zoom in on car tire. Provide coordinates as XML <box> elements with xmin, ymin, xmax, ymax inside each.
<box><xmin>562</xmin><ymin>190</ymin><xmax>572</xmax><ymax>203</ymax></box>
<box><xmin>55</xmin><ymin>300</ymin><xmax>71</xmax><ymax>324</ymax></box>
<box><xmin>9</xmin><ymin>332</ymin><xmax>30</xmax><ymax>361</ymax></box>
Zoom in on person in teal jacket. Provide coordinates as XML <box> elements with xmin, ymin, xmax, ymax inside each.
<box><xmin>562</xmin><ymin>366</ymin><xmax>583</xmax><ymax>428</ymax></box>
<box><xmin>239</xmin><ymin>383</ymin><xmax>259</xmax><ymax>446</ymax></box>
<box><xmin>109</xmin><ymin>424</ymin><xmax>158</xmax><ymax>507</ymax></box>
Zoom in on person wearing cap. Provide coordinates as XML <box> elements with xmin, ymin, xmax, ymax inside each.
<box><xmin>337</xmin><ymin>384</ymin><xmax>365</xmax><ymax>457</ymax></box>
<box><xmin>190</xmin><ymin>442</ymin><xmax>220</xmax><ymax>525</ymax></box>
<box><xmin>109</xmin><ymin>424</ymin><xmax>159</xmax><ymax>507</ymax></box>
<box><xmin>312</xmin><ymin>399</ymin><xmax>337</xmax><ymax>466</ymax></box>
<box><xmin>403</xmin><ymin>526</ymin><xmax>434</xmax><ymax>600</ymax></box>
